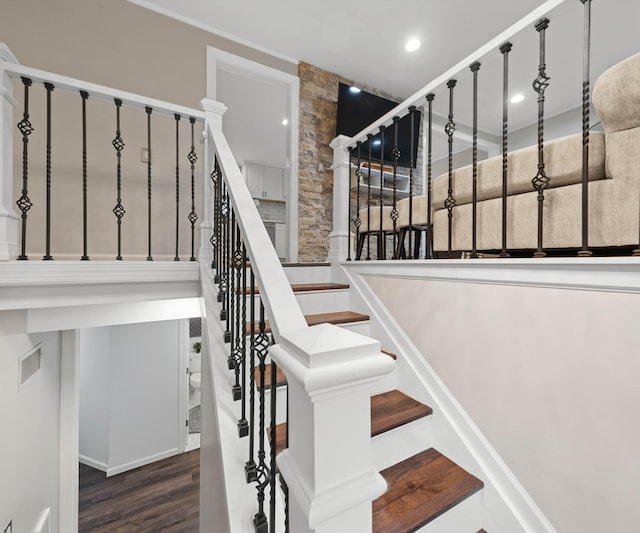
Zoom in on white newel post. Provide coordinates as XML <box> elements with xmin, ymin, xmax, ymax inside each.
<box><xmin>272</xmin><ymin>323</ymin><xmax>395</xmax><ymax>533</ymax></box>
<box><xmin>200</xmin><ymin>98</ymin><xmax>228</xmax><ymax>262</ymax></box>
<box><xmin>0</xmin><ymin>43</ymin><xmax>19</xmax><ymax>260</ymax></box>
<box><xmin>328</xmin><ymin>135</ymin><xmax>352</xmax><ymax>264</ymax></box>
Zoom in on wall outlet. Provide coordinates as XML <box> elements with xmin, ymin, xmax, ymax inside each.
<box><xmin>4</xmin><ymin>520</ymin><xmax>12</xmax><ymax>533</ymax></box>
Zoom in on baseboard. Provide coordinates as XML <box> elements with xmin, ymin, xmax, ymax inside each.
<box><xmin>342</xmin><ymin>265</ymin><xmax>556</xmax><ymax>533</ymax></box>
<box><xmin>78</xmin><ymin>454</ymin><xmax>108</xmax><ymax>472</ymax></box>
<box><xmin>106</xmin><ymin>448</ymin><xmax>179</xmax><ymax>477</ymax></box>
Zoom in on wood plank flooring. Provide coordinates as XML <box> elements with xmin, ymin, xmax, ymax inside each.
<box><xmin>79</xmin><ymin>450</ymin><xmax>199</xmax><ymax>533</ymax></box>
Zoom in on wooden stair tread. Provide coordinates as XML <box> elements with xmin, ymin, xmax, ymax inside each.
<box><xmin>245</xmin><ymin>310</ymin><xmax>369</xmax><ymax>335</ymax></box>
<box><xmin>373</xmin><ymin>448</ymin><xmax>484</xmax><ymax>533</ymax></box>
<box><xmin>381</xmin><ymin>349</ymin><xmax>397</xmax><ymax>360</ymax></box>
<box><xmin>272</xmin><ymin>390</ymin><xmax>431</xmax><ymax>455</ymax></box>
<box><xmin>240</xmin><ymin>282</ymin><xmax>349</xmax><ymax>295</ymax></box>
<box><xmin>371</xmin><ymin>390</ymin><xmax>432</xmax><ymax>437</ymax></box>
<box><xmin>255</xmin><ymin>350</ymin><xmax>397</xmax><ymax>391</ymax></box>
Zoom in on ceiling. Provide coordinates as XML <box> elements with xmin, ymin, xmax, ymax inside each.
<box><xmin>132</xmin><ymin>0</ymin><xmax>640</xmax><ymax>157</ymax></box>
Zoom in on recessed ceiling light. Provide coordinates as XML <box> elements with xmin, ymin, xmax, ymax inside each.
<box><xmin>510</xmin><ymin>93</ymin><xmax>525</xmax><ymax>104</ymax></box>
<box><xmin>281</xmin><ymin>118</ymin><xmax>289</xmax><ymax>126</ymax></box>
<box><xmin>349</xmin><ymin>86</ymin><xmax>361</xmax><ymax>94</ymax></box>
<box><xmin>405</xmin><ymin>38</ymin><xmax>421</xmax><ymax>52</ymax></box>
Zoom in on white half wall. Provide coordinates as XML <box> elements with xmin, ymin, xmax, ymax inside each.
<box><xmin>0</xmin><ymin>331</ymin><xmax>61</xmax><ymax>533</ymax></box>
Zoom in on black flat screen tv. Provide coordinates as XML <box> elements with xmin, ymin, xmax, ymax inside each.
<box><xmin>336</xmin><ymin>82</ymin><xmax>420</xmax><ymax>168</ymax></box>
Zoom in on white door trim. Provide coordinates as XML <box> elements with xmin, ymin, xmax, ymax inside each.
<box><xmin>178</xmin><ymin>319</ymin><xmax>189</xmax><ymax>451</ymax></box>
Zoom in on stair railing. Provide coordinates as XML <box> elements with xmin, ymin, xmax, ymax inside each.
<box><xmin>202</xmin><ymin>98</ymin><xmax>395</xmax><ymax>533</ymax></box>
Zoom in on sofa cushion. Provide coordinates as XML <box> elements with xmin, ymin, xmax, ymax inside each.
<box><xmin>432</xmin><ymin>131</ymin><xmax>606</xmax><ymax>211</ymax></box>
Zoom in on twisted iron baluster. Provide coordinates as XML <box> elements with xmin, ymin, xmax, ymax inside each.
<box><xmin>470</xmin><ymin>62</ymin><xmax>481</xmax><ymax>259</ymax></box>
<box><xmin>188</xmin><ymin>117</ymin><xmax>198</xmax><ymax>261</ymax></box>
<box><xmin>16</xmin><ymin>77</ymin><xmax>33</xmax><ymax>261</ymax></box>
<box><xmin>269</xmin><ymin>358</ymin><xmax>277</xmax><ymax>533</ymax></box>
<box><xmin>253</xmin><ymin>300</ymin><xmax>272</xmax><ymax>533</ymax></box>
<box><xmin>378</xmin><ymin>125</ymin><xmax>385</xmax><ymax>259</ymax></box>
<box><xmin>347</xmin><ymin>146</ymin><xmax>353</xmax><ymax>261</ymax></box>
<box><xmin>174</xmin><ymin>114</ymin><xmax>181</xmax><ymax>261</ymax></box>
<box><xmin>532</xmin><ymin>18</ymin><xmax>551</xmax><ymax>258</ymax></box>
<box><xmin>391</xmin><ymin>117</ymin><xmax>400</xmax><ymax>258</ymax></box>
<box><xmin>366</xmin><ymin>133</ymin><xmax>373</xmax><ymax>260</ymax></box>
<box><xmin>211</xmin><ymin>158</ymin><xmax>221</xmax><ymax>276</ymax></box>
<box><xmin>425</xmin><ymin>93</ymin><xmax>435</xmax><ymax>259</ymax></box>
<box><xmin>445</xmin><ymin>80</ymin><xmax>457</xmax><ymax>257</ymax></box>
<box><xmin>579</xmin><ymin>0</ymin><xmax>593</xmax><ymax>257</ymax></box>
<box><xmin>239</xmin><ymin>242</ymin><xmax>249</xmax><ymax>438</ymax></box>
<box><xmin>43</xmin><ymin>82</ymin><xmax>54</xmax><ymax>261</ymax></box>
<box><xmin>146</xmin><ymin>106</ymin><xmax>153</xmax><ymax>261</ymax></box>
<box><xmin>219</xmin><ymin>183</ymin><xmax>229</xmax><ymax>327</ymax></box>
<box><xmin>245</xmin><ymin>269</ymin><xmax>258</xmax><ymax>482</ymax></box>
<box><xmin>112</xmin><ymin>99</ymin><xmax>125</xmax><ymax>261</ymax></box>
<box><xmin>354</xmin><ymin>142</ymin><xmax>362</xmax><ymax>259</ymax></box>
<box><xmin>227</xmin><ymin>210</ymin><xmax>237</xmax><ymax>361</ymax></box>
<box><xmin>231</xmin><ymin>221</ymin><xmax>243</xmax><ymax>396</ymax></box>
<box><xmin>500</xmin><ymin>43</ymin><xmax>512</xmax><ymax>258</ymax></box>
<box><xmin>80</xmin><ymin>91</ymin><xmax>90</xmax><ymax>261</ymax></box>
<box><xmin>408</xmin><ymin>107</ymin><xmax>416</xmax><ymax>258</ymax></box>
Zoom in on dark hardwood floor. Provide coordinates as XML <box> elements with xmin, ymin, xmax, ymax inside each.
<box><xmin>79</xmin><ymin>450</ymin><xmax>199</xmax><ymax>532</ymax></box>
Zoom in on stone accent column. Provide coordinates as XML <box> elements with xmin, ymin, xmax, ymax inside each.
<box><xmin>273</xmin><ymin>323</ymin><xmax>394</xmax><ymax>533</ymax></box>
<box><xmin>0</xmin><ymin>42</ymin><xmax>19</xmax><ymax>260</ymax></box>
<box><xmin>327</xmin><ymin>135</ymin><xmax>352</xmax><ymax>264</ymax></box>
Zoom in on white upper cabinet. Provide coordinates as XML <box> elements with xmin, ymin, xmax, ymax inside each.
<box><xmin>245</xmin><ymin>162</ymin><xmax>285</xmax><ymax>201</ymax></box>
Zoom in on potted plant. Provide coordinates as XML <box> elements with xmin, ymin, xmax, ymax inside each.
<box><xmin>192</xmin><ymin>341</ymin><xmax>201</xmax><ymax>354</ymax></box>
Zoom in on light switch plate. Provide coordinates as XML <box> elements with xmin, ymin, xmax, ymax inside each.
<box><xmin>4</xmin><ymin>520</ymin><xmax>12</xmax><ymax>533</ymax></box>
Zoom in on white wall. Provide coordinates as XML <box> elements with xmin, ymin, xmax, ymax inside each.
<box><xmin>78</xmin><ymin>320</ymin><xmax>184</xmax><ymax>477</ymax></box>
<box><xmin>364</xmin><ymin>275</ymin><xmax>640</xmax><ymax>533</ymax></box>
<box><xmin>79</xmin><ymin>327</ymin><xmax>110</xmax><ymax>470</ymax></box>
<box><xmin>0</xmin><ymin>331</ymin><xmax>61</xmax><ymax>533</ymax></box>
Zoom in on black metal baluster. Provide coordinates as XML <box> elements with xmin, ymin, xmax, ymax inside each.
<box><xmin>188</xmin><ymin>117</ymin><xmax>198</xmax><ymax>261</ymax></box>
<box><xmin>408</xmin><ymin>107</ymin><xmax>416</xmax><ymax>258</ymax></box>
<box><xmin>269</xmin><ymin>357</ymin><xmax>277</xmax><ymax>533</ymax></box>
<box><xmin>231</xmin><ymin>220</ymin><xmax>243</xmax><ymax>397</ymax></box>
<box><xmin>445</xmin><ymin>80</ymin><xmax>457</xmax><ymax>257</ymax></box>
<box><xmin>43</xmin><ymin>82</ymin><xmax>54</xmax><ymax>261</ymax></box>
<box><xmin>219</xmin><ymin>183</ymin><xmax>229</xmax><ymax>329</ymax></box>
<box><xmin>245</xmin><ymin>268</ymin><xmax>258</xmax><ymax>482</ymax></box>
<box><xmin>224</xmin><ymin>193</ymin><xmax>232</xmax><ymax>341</ymax></box>
<box><xmin>391</xmin><ymin>117</ymin><xmax>400</xmax><ymax>258</ymax></box>
<box><xmin>80</xmin><ymin>91</ymin><xmax>89</xmax><ymax>261</ymax></box>
<box><xmin>174</xmin><ymin>113</ymin><xmax>181</xmax><ymax>261</ymax></box>
<box><xmin>227</xmin><ymin>210</ymin><xmax>237</xmax><ymax>358</ymax></box>
<box><xmin>500</xmin><ymin>43</ymin><xmax>512</xmax><ymax>258</ymax></box>
<box><xmin>112</xmin><ymin>99</ymin><xmax>125</xmax><ymax>261</ymax></box>
<box><xmin>366</xmin><ymin>134</ymin><xmax>373</xmax><ymax>260</ymax></box>
<box><xmin>532</xmin><ymin>18</ymin><xmax>551</xmax><ymax>258</ymax></box>
<box><xmin>470</xmin><ymin>62</ymin><xmax>481</xmax><ymax>259</ymax></box>
<box><xmin>211</xmin><ymin>158</ymin><xmax>221</xmax><ymax>277</ymax></box>
<box><xmin>253</xmin><ymin>300</ymin><xmax>271</xmax><ymax>533</ymax></box>
<box><xmin>579</xmin><ymin>0</ymin><xmax>593</xmax><ymax>257</ymax></box>
<box><xmin>354</xmin><ymin>142</ymin><xmax>362</xmax><ymax>259</ymax></box>
<box><xmin>239</xmin><ymin>242</ymin><xmax>249</xmax><ymax>438</ymax></box>
<box><xmin>347</xmin><ymin>146</ymin><xmax>353</xmax><ymax>261</ymax></box>
<box><xmin>146</xmin><ymin>106</ymin><xmax>153</xmax><ymax>261</ymax></box>
<box><xmin>378</xmin><ymin>126</ymin><xmax>385</xmax><ymax>259</ymax></box>
<box><xmin>425</xmin><ymin>94</ymin><xmax>435</xmax><ymax>259</ymax></box>
<box><xmin>16</xmin><ymin>77</ymin><xmax>34</xmax><ymax>261</ymax></box>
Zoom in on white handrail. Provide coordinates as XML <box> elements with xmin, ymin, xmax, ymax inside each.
<box><xmin>203</xmin><ymin>99</ymin><xmax>307</xmax><ymax>339</ymax></box>
<box><xmin>2</xmin><ymin>61</ymin><xmax>204</xmax><ymax>120</ymax></box>
<box><xmin>348</xmin><ymin>0</ymin><xmax>567</xmax><ymax>146</ymax></box>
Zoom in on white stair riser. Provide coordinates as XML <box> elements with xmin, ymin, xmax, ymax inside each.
<box><xmin>372</xmin><ymin>416</ymin><xmax>433</xmax><ymax>472</ymax></box>
<box><xmin>416</xmin><ymin>490</ymin><xmax>483</xmax><ymax>533</ymax></box>
<box><xmin>338</xmin><ymin>321</ymin><xmax>370</xmax><ymax>336</ymax></box>
<box><xmin>244</xmin><ymin>289</ymin><xmax>350</xmax><ymax>316</ymax></box>
<box><xmin>283</xmin><ymin>266</ymin><xmax>332</xmax><ymax>284</ymax></box>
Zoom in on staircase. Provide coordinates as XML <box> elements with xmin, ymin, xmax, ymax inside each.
<box><xmin>256</xmin><ymin>262</ymin><xmax>488</xmax><ymax>532</ymax></box>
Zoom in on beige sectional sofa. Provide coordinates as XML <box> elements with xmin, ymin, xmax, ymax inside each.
<box><xmin>428</xmin><ymin>52</ymin><xmax>640</xmax><ymax>253</ymax></box>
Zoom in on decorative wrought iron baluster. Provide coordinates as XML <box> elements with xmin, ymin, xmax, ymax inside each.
<box><xmin>408</xmin><ymin>107</ymin><xmax>416</xmax><ymax>258</ymax></box>
<box><xmin>354</xmin><ymin>142</ymin><xmax>362</xmax><ymax>259</ymax></box>
<box><xmin>253</xmin><ymin>300</ymin><xmax>272</xmax><ymax>533</ymax></box>
<box><xmin>391</xmin><ymin>117</ymin><xmax>400</xmax><ymax>258</ymax></box>
<box><xmin>500</xmin><ymin>43</ymin><xmax>512</xmax><ymax>258</ymax></box>
<box><xmin>366</xmin><ymin>134</ymin><xmax>373</xmax><ymax>260</ymax></box>
<box><xmin>245</xmin><ymin>269</ymin><xmax>258</xmax><ymax>482</ymax></box>
<box><xmin>470</xmin><ymin>62</ymin><xmax>481</xmax><ymax>259</ymax></box>
<box><xmin>425</xmin><ymin>93</ymin><xmax>435</xmax><ymax>259</ymax></box>
<box><xmin>378</xmin><ymin>125</ymin><xmax>385</xmax><ymax>259</ymax></box>
<box><xmin>174</xmin><ymin>113</ymin><xmax>181</xmax><ymax>261</ymax></box>
<box><xmin>188</xmin><ymin>117</ymin><xmax>198</xmax><ymax>261</ymax></box>
<box><xmin>347</xmin><ymin>146</ymin><xmax>353</xmax><ymax>261</ymax></box>
<box><xmin>224</xmin><ymin>193</ymin><xmax>232</xmax><ymax>341</ymax></box>
<box><xmin>219</xmin><ymin>183</ymin><xmax>229</xmax><ymax>327</ymax></box>
<box><xmin>231</xmin><ymin>220</ymin><xmax>243</xmax><ymax>394</ymax></box>
<box><xmin>211</xmin><ymin>158</ymin><xmax>221</xmax><ymax>276</ymax></box>
<box><xmin>445</xmin><ymin>80</ymin><xmax>457</xmax><ymax>257</ymax></box>
<box><xmin>146</xmin><ymin>106</ymin><xmax>153</xmax><ymax>261</ymax></box>
<box><xmin>80</xmin><ymin>91</ymin><xmax>89</xmax><ymax>261</ymax></box>
<box><xmin>16</xmin><ymin>77</ymin><xmax>34</xmax><ymax>261</ymax></box>
<box><xmin>579</xmin><ymin>0</ymin><xmax>593</xmax><ymax>257</ymax></box>
<box><xmin>532</xmin><ymin>18</ymin><xmax>551</xmax><ymax>258</ymax></box>
<box><xmin>227</xmin><ymin>210</ymin><xmax>237</xmax><ymax>357</ymax></box>
<box><xmin>238</xmin><ymin>242</ymin><xmax>249</xmax><ymax>437</ymax></box>
<box><xmin>269</xmin><ymin>357</ymin><xmax>277</xmax><ymax>533</ymax></box>
<box><xmin>112</xmin><ymin>99</ymin><xmax>125</xmax><ymax>261</ymax></box>
<box><xmin>43</xmin><ymin>82</ymin><xmax>54</xmax><ymax>261</ymax></box>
